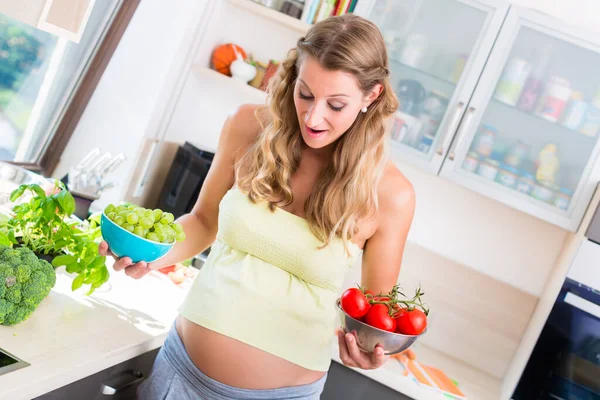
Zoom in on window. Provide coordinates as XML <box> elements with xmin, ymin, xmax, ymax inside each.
<box><xmin>0</xmin><ymin>0</ymin><xmax>139</xmax><ymax>174</ymax></box>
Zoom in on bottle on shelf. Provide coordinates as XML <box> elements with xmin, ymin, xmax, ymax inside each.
<box><xmin>535</xmin><ymin>76</ymin><xmax>572</xmax><ymax>123</ymax></box>
<box><xmin>553</xmin><ymin>187</ymin><xmax>574</xmax><ymax>210</ymax></box>
<box><xmin>552</xmin><ymin>165</ymin><xmax>578</xmax><ymax>210</ymax></box>
<box><xmin>578</xmin><ymin>86</ymin><xmax>600</xmax><ymax>138</ymax></box>
<box><xmin>504</xmin><ymin>140</ymin><xmax>531</xmax><ymax>169</ymax></box>
<box><xmin>515</xmin><ymin>172</ymin><xmax>536</xmax><ymax>195</ymax></box>
<box><xmin>517</xmin><ymin>73</ymin><xmax>544</xmax><ymax>113</ymax></box>
<box><xmin>560</xmin><ymin>92</ymin><xmax>588</xmax><ymax>131</ymax></box>
<box><xmin>535</xmin><ymin>143</ymin><xmax>560</xmax><ymax>187</ymax></box>
<box><xmin>399</xmin><ymin>33</ymin><xmax>428</xmax><ymax>69</ymax></box>
<box><xmin>471</xmin><ymin>124</ymin><xmax>497</xmax><ymax>158</ymax></box>
<box><xmin>517</xmin><ymin>46</ymin><xmax>550</xmax><ymax>113</ymax></box>
<box><xmin>494</xmin><ymin>58</ymin><xmax>532</xmax><ymax>106</ymax></box>
<box><xmin>416</xmin><ymin>90</ymin><xmax>449</xmax><ymax>140</ymax></box>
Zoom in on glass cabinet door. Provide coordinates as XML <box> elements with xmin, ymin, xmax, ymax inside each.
<box><xmin>354</xmin><ymin>0</ymin><xmax>509</xmax><ymax>173</ymax></box>
<box><xmin>440</xmin><ymin>7</ymin><xmax>600</xmax><ymax>231</ymax></box>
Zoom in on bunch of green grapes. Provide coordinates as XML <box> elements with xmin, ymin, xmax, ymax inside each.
<box><xmin>104</xmin><ymin>203</ymin><xmax>186</xmax><ymax>243</ymax></box>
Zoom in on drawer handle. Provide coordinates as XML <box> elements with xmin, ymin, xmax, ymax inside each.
<box><xmin>101</xmin><ymin>369</ymin><xmax>144</xmax><ymax>395</ymax></box>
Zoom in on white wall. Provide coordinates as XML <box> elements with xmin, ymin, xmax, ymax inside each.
<box><xmin>53</xmin><ymin>0</ymin><xmax>208</xmax><ymax>208</ymax></box>
<box><xmin>396</xmin><ymin>160</ymin><xmax>568</xmax><ymax>296</ymax></box>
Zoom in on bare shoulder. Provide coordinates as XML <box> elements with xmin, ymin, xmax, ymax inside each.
<box><xmin>377</xmin><ymin>161</ymin><xmax>416</xmax><ymax>218</ymax></box>
<box><xmin>227</xmin><ymin>103</ymin><xmax>267</xmax><ymax>142</ymax></box>
<box><xmin>219</xmin><ymin>104</ymin><xmax>268</xmax><ymax>164</ymax></box>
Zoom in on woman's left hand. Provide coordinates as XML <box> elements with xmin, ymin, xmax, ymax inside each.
<box><xmin>337</xmin><ymin>329</ymin><xmax>388</xmax><ymax>369</ymax></box>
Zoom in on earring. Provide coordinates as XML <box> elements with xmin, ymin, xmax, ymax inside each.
<box><xmin>361</xmin><ymin>107</ymin><xmax>368</xmax><ymax>113</ymax></box>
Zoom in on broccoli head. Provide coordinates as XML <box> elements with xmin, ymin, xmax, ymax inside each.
<box><xmin>0</xmin><ymin>245</ymin><xmax>56</xmax><ymax>325</ymax></box>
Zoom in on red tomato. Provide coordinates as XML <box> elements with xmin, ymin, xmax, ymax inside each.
<box><xmin>365</xmin><ymin>304</ymin><xmax>396</xmax><ymax>332</ymax></box>
<box><xmin>395</xmin><ymin>309</ymin><xmax>427</xmax><ymax>335</ymax></box>
<box><xmin>374</xmin><ymin>296</ymin><xmax>401</xmax><ymax>313</ymax></box>
<box><xmin>341</xmin><ymin>288</ymin><xmax>370</xmax><ymax>319</ymax></box>
<box><xmin>159</xmin><ymin>265</ymin><xmax>176</xmax><ymax>274</ymax></box>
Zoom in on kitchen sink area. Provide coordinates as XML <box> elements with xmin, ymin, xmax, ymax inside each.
<box><xmin>0</xmin><ymin>347</ymin><xmax>29</xmax><ymax>376</ymax></box>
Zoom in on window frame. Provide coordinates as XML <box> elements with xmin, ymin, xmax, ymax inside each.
<box><xmin>7</xmin><ymin>0</ymin><xmax>140</xmax><ymax>176</ymax></box>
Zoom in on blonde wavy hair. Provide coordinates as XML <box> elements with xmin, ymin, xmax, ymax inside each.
<box><xmin>236</xmin><ymin>14</ymin><xmax>398</xmax><ymax>253</ymax></box>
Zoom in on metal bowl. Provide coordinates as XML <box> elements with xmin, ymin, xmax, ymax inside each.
<box><xmin>337</xmin><ymin>300</ymin><xmax>425</xmax><ymax>355</ymax></box>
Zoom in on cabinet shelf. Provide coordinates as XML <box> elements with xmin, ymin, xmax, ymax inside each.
<box><xmin>190</xmin><ymin>65</ymin><xmax>268</xmax><ymax>102</ymax></box>
<box><xmin>491</xmin><ymin>98</ymin><xmax>598</xmax><ymax>142</ymax></box>
<box><xmin>227</xmin><ymin>0</ymin><xmax>311</xmax><ymax>34</ymax></box>
<box><xmin>389</xmin><ymin>59</ymin><xmax>457</xmax><ymax>94</ymax></box>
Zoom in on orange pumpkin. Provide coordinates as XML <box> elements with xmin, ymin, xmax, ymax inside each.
<box><xmin>211</xmin><ymin>43</ymin><xmax>247</xmax><ymax>76</ymax></box>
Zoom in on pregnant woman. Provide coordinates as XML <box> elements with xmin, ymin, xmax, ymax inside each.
<box><xmin>100</xmin><ymin>13</ymin><xmax>415</xmax><ymax>400</ymax></box>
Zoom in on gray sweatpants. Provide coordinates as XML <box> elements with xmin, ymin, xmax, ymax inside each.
<box><xmin>136</xmin><ymin>321</ymin><xmax>327</xmax><ymax>399</ymax></box>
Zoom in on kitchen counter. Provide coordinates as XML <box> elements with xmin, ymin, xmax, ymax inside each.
<box><xmin>0</xmin><ymin>261</ymin><xmax>501</xmax><ymax>400</ymax></box>
<box><xmin>0</xmin><ymin>262</ymin><xmax>190</xmax><ymax>400</ymax></box>
<box><xmin>331</xmin><ymin>344</ymin><xmax>502</xmax><ymax>400</ymax></box>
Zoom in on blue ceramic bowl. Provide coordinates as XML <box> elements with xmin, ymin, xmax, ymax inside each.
<box><xmin>100</xmin><ymin>212</ymin><xmax>174</xmax><ymax>263</ymax></box>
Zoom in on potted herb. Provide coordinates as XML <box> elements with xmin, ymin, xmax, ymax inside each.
<box><xmin>0</xmin><ymin>181</ymin><xmax>109</xmax><ymax>294</ymax></box>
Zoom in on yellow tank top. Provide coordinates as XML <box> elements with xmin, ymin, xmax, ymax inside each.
<box><xmin>178</xmin><ymin>188</ymin><xmax>361</xmax><ymax>371</ymax></box>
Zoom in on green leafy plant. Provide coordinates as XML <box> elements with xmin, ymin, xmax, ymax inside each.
<box><xmin>0</xmin><ymin>181</ymin><xmax>109</xmax><ymax>294</ymax></box>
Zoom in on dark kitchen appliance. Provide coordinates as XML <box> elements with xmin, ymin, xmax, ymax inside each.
<box><xmin>513</xmin><ymin>200</ymin><xmax>600</xmax><ymax>399</ymax></box>
<box><xmin>155</xmin><ymin>142</ymin><xmax>215</xmax><ymax>219</ymax></box>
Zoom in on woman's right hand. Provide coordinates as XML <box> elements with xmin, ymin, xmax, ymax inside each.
<box><xmin>98</xmin><ymin>241</ymin><xmax>152</xmax><ymax>279</ymax></box>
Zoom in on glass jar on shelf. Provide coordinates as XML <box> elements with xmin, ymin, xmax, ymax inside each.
<box><xmin>553</xmin><ymin>187</ymin><xmax>573</xmax><ymax>210</ymax></box>
<box><xmin>535</xmin><ymin>76</ymin><xmax>572</xmax><ymax>123</ymax></box>
<box><xmin>531</xmin><ymin>182</ymin><xmax>556</xmax><ymax>204</ymax></box>
<box><xmin>516</xmin><ymin>173</ymin><xmax>536</xmax><ymax>194</ymax></box>
<box><xmin>494</xmin><ymin>58</ymin><xmax>532</xmax><ymax>106</ymax></box>
<box><xmin>476</xmin><ymin>158</ymin><xmax>500</xmax><ymax>181</ymax></box>
<box><xmin>560</xmin><ymin>91</ymin><xmax>588</xmax><ymax>130</ymax></box>
<box><xmin>391</xmin><ymin>111</ymin><xmax>422</xmax><ymax>144</ymax></box>
<box><xmin>504</xmin><ymin>140</ymin><xmax>531</xmax><ymax>169</ymax></box>
<box><xmin>414</xmin><ymin>90</ymin><xmax>449</xmax><ymax>150</ymax></box>
<box><xmin>462</xmin><ymin>152</ymin><xmax>480</xmax><ymax>173</ymax></box>
<box><xmin>472</xmin><ymin>124</ymin><xmax>497</xmax><ymax>158</ymax></box>
<box><xmin>422</xmin><ymin>90</ymin><xmax>449</xmax><ymax>122</ymax></box>
<box><xmin>417</xmin><ymin>133</ymin><xmax>435</xmax><ymax>154</ymax></box>
<box><xmin>579</xmin><ymin>106</ymin><xmax>600</xmax><ymax>137</ymax></box>
<box><xmin>496</xmin><ymin>163</ymin><xmax>520</xmax><ymax>189</ymax></box>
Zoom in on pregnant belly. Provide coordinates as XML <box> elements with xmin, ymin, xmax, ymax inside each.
<box><xmin>175</xmin><ymin>315</ymin><xmax>327</xmax><ymax>389</ymax></box>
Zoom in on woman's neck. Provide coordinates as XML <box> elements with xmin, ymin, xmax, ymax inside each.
<box><xmin>300</xmin><ymin>141</ymin><xmax>334</xmax><ymax>166</ymax></box>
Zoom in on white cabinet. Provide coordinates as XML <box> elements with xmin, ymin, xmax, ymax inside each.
<box><xmin>357</xmin><ymin>1</ymin><xmax>600</xmax><ymax>231</ymax></box>
<box><xmin>440</xmin><ymin>7</ymin><xmax>600</xmax><ymax>231</ymax></box>
<box><xmin>354</xmin><ymin>0</ymin><xmax>509</xmax><ymax>174</ymax></box>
